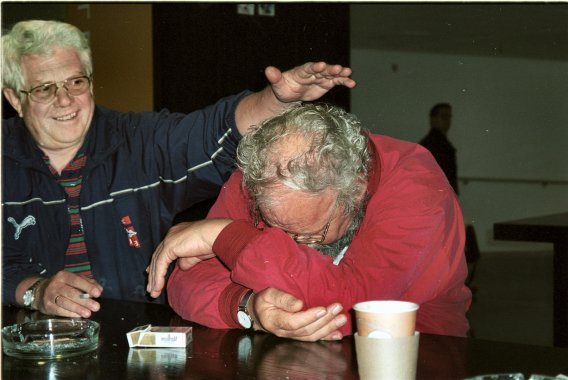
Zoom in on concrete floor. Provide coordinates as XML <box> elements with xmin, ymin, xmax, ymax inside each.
<box><xmin>466</xmin><ymin>249</ymin><xmax>554</xmax><ymax>346</ymax></box>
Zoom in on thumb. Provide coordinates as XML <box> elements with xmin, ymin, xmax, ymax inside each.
<box><xmin>264</xmin><ymin>66</ymin><xmax>283</xmax><ymax>86</ymax></box>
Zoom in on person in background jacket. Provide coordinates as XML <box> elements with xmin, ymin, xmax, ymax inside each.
<box><xmin>419</xmin><ymin>103</ymin><xmax>458</xmax><ymax>194</ymax></box>
<box><xmin>419</xmin><ymin>104</ymin><xmax>480</xmax><ymax>282</ymax></box>
<box><xmin>147</xmin><ymin>103</ymin><xmax>471</xmax><ymax>342</ymax></box>
<box><xmin>2</xmin><ymin>19</ymin><xmax>356</xmax><ymax>319</ymax></box>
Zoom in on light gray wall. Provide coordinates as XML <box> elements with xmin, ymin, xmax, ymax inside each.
<box><xmin>350</xmin><ymin>48</ymin><xmax>568</xmax><ymax>252</ymax></box>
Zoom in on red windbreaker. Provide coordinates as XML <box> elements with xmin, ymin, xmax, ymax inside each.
<box><xmin>168</xmin><ymin>133</ymin><xmax>472</xmax><ymax>337</ymax></box>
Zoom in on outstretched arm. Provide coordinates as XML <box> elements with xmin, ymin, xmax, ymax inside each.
<box><xmin>235</xmin><ymin>62</ymin><xmax>356</xmax><ymax>135</ymax></box>
<box><xmin>146</xmin><ymin>219</ymin><xmax>231</xmax><ymax>299</ymax></box>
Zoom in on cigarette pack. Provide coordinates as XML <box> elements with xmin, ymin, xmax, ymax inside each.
<box><xmin>127</xmin><ymin>324</ymin><xmax>192</xmax><ymax>348</ymax></box>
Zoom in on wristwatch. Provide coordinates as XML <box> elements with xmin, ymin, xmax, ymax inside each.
<box><xmin>22</xmin><ymin>278</ymin><xmax>45</xmax><ymax>310</ymax></box>
<box><xmin>237</xmin><ymin>290</ymin><xmax>255</xmax><ymax>329</ymax></box>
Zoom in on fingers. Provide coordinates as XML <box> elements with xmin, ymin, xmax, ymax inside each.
<box><xmin>146</xmin><ymin>228</ymin><xmax>182</xmax><ymax>297</ymax></box>
<box><xmin>301</xmin><ymin>62</ymin><xmax>354</xmax><ymax>82</ymax></box>
<box><xmin>253</xmin><ymin>288</ymin><xmax>347</xmax><ymax>342</ymax></box>
<box><xmin>272</xmin><ymin>303</ymin><xmax>347</xmax><ymax>342</ymax></box>
<box><xmin>304</xmin><ymin>62</ymin><xmax>343</xmax><ymax>76</ymax></box>
<box><xmin>146</xmin><ymin>241</ymin><xmax>170</xmax><ymax>298</ymax></box>
<box><xmin>51</xmin><ymin>292</ymin><xmax>100</xmax><ymax>318</ymax></box>
<box><xmin>79</xmin><ymin>277</ymin><xmax>104</xmax><ymax>298</ymax></box>
<box><xmin>272</xmin><ymin>61</ymin><xmax>355</xmax><ymax>84</ymax></box>
<box><xmin>269</xmin><ymin>61</ymin><xmax>356</xmax><ymax>103</ymax></box>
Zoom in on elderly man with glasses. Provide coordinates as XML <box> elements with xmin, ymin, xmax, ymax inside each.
<box><xmin>147</xmin><ymin>103</ymin><xmax>472</xmax><ymax>342</ymax></box>
<box><xmin>2</xmin><ymin>20</ymin><xmax>355</xmax><ymax>319</ymax></box>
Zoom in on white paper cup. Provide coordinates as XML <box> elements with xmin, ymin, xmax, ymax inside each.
<box><xmin>353</xmin><ymin>300</ymin><xmax>419</xmax><ymax>338</ymax></box>
<box><xmin>355</xmin><ymin>332</ymin><xmax>420</xmax><ymax>380</ymax></box>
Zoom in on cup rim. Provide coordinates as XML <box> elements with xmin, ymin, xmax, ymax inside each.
<box><xmin>354</xmin><ymin>331</ymin><xmax>421</xmax><ymax>338</ymax></box>
<box><xmin>353</xmin><ymin>300</ymin><xmax>419</xmax><ymax>313</ymax></box>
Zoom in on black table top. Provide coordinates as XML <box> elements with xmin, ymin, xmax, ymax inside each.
<box><xmin>3</xmin><ymin>299</ymin><xmax>568</xmax><ymax>379</ymax></box>
<box><xmin>495</xmin><ymin>212</ymin><xmax>568</xmax><ymax>227</ymax></box>
<box><xmin>494</xmin><ymin>212</ymin><xmax>568</xmax><ymax>243</ymax></box>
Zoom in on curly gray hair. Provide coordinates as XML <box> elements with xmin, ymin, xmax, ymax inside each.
<box><xmin>2</xmin><ymin>20</ymin><xmax>92</xmax><ymax>96</ymax></box>
<box><xmin>237</xmin><ymin>103</ymin><xmax>371</xmax><ymax>216</ymax></box>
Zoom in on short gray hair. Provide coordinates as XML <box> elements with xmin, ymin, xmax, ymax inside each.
<box><xmin>2</xmin><ymin>20</ymin><xmax>92</xmax><ymax>95</ymax></box>
<box><xmin>237</xmin><ymin>103</ymin><xmax>371</xmax><ymax>216</ymax></box>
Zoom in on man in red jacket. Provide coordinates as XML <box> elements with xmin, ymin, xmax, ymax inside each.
<box><xmin>147</xmin><ymin>103</ymin><xmax>472</xmax><ymax>342</ymax></box>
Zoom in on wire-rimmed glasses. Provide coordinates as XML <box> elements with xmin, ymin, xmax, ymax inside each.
<box><xmin>20</xmin><ymin>75</ymin><xmax>92</xmax><ymax>103</ymax></box>
<box><xmin>256</xmin><ymin>201</ymin><xmax>339</xmax><ymax>245</ymax></box>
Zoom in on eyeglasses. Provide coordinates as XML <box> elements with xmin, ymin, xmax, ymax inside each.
<box><xmin>256</xmin><ymin>201</ymin><xmax>339</xmax><ymax>245</ymax></box>
<box><xmin>20</xmin><ymin>75</ymin><xmax>92</xmax><ymax>103</ymax></box>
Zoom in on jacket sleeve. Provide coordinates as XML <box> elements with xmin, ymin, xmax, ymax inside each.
<box><xmin>118</xmin><ymin>91</ymin><xmax>251</xmax><ymax>214</ymax></box>
<box><xmin>2</xmin><ymin>246</ymin><xmax>48</xmax><ymax>305</ymax></box>
<box><xmin>167</xmin><ymin>258</ymin><xmax>248</xmax><ymax>329</ymax></box>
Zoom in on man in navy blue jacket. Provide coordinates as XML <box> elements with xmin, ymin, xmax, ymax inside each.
<box><xmin>1</xmin><ymin>20</ymin><xmax>355</xmax><ymax>319</ymax></box>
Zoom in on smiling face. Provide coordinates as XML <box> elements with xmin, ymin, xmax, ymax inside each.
<box><xmin>5</xmin><ymin>46</ymin><xmax>95</xmax><ymax>159</ymax></box>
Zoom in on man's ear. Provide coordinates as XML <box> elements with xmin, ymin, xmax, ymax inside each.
<box><xmin>3</xmin><ymin>88</ymin><xmax>23</xmax><ymax>117</ymax></box>
<box><xmin>355</xmin><ymin>177</ymin><xmax>369</xmax><ymax>203</ymax></box>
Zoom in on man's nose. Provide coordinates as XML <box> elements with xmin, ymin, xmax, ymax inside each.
<box><xmin>54</xmin><ymin>84</ymin><xmax>73</xmax><ymax>105</ymax></box>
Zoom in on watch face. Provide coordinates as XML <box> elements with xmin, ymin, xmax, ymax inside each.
<box><xmin>23</xmin><ymin>290</ymin><xmax>33</xmax><ymax>307</ymax></box>
<box><xmin>237</xmin><ymin>310</ymin><xmax>252</xmax><ymax>329</ymax></box>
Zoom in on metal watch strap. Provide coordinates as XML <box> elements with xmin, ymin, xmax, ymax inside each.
<box><xmin>237</xmin><ymin>290</ymin><xmax>254</xmax><ymax>329</ymax></box>
<box><xmin>22</xmin><ymin>278</ymin><xmax>45</xmax><ymax>309</ymax></box>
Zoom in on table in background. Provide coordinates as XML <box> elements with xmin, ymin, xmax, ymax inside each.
<box><xmin>2</xmin><ymin>299</ymin><xmax>568</xmax><ymax>379</ymax></box>
<box><xmin>494</xmin><ymin>212</ymin><xmax>568</xmax><ymax>348</ymax></box>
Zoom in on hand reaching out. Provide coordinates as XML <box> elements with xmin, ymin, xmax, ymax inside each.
<box><xmin>146</xmin><ymin>219</ymin><xmax>232</xmax><ymax>298</ymax></box>
<box><xmin>235</xmin><ymin>61</ymin><xmax>355</xmax><ymax>135</ymax></box>
<box><xmin>266</xmin><ymin>61</ymin><xmax>356</xmax><ymax>103</ymax></box>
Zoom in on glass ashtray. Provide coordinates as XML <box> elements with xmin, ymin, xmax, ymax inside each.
<box><xmin>2</xmin><ymin>318</ymin><xmax>100</xmax><ymax>359</ymax></box>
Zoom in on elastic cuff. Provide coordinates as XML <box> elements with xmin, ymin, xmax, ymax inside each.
<box><xmin>219</xmin><ymin>283</ymin><xmax>249</xmax><ymax>327</ymax></box>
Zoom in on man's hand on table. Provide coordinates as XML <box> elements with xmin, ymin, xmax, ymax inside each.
<box><xmin>23</xmin><ymin>271</ymin><xmax>103</xmax><ymax>318</ymax></box>
<box><xmin>251</xmin><ymin>287</ymin><xmax>347</xmax><ymax>342</ymax></box>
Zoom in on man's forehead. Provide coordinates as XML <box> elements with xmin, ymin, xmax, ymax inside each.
<box><xmin>22</xmin><ymin>46</ymin><xmax>83</xmax><ymax>83</ymax></box>
<box><xmin>260</xmin><ymin>189</ymin><xmax>335</xmax><ymax>226</ymax></box>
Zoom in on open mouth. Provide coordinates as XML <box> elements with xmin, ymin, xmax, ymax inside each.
<box><xmin>54</xmin><ymin>111</ymin><xmax>77</xmax><ymax>121</ymax></box>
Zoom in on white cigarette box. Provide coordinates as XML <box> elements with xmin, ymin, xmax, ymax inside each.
<box><xmin>127</xmin><ymin>324</ymin><xmax>192</xmax><ymax>348</ymax></box>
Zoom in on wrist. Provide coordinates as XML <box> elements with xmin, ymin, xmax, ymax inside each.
<box><xmin>237</xmin><ymin>290</ymin><xmax>255</xmax><ymax>329</ymax></box>
<box><xmin>21</xmin><ymin>278</ymin><xmax>47</xmax><ymax>310</ymax></box>
<box><xmin>268</xmin><ymin>86</ymin><xmax>302</xmax><ymax>112</ymax></box>
<box><xmin>197</xmin><ymin>219</ymin><xmax>232</xmax><ymax>249</ymax></box>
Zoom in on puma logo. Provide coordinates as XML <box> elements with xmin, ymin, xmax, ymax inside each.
<box><xmin>7</xmin><ymin>215</ymin><xmax>36</xmax><ymax>240</ymax></box>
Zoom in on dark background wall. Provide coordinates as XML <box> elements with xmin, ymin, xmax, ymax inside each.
<box><xmin>152</xmin><ymin>3</ymin><xmax>350</xmax><ymax>113</ymax></box>
<box><xmin>2</xmin><ymin>3</ymin><xmax>350</xmax><ymax>116</ymax></box>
